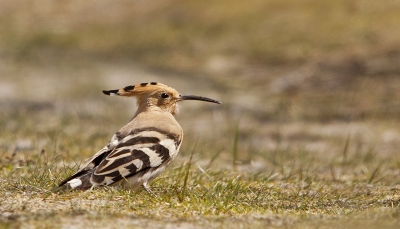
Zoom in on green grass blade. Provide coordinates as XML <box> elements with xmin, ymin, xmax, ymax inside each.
<box><xmin>342</xmin><ymin>135</ymin><xmax>350</xmax><ymax>165</ymax></box>
<box><xmin>233</xmin><ymin>124</ymin><xmax>239</xmax><ymax>172</ymax></box>
<box><xmin>368</xmin><ymin>163</ymin><xmax>381</xmax><ymax>184</ymax></box>
<box><xmin>180</xmin><ymin>138</ymin><xmax>198</xmax><ymax>202</ymax></box>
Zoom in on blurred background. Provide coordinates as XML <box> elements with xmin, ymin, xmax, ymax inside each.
<box><xmin>1</xmin><ymin>0</ymin><xmax>400</xmax><ymax>181</ymax></box>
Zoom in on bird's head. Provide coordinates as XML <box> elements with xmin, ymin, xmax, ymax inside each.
<box><xmin>103</xmin><ymin>82</ymin><xmax>221</xmax><ymax>115</ymax></box>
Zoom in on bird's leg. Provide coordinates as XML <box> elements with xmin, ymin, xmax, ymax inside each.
<box><xmin>142</xmin><ymin>183</ymin><xmax>156</xmax><ymax>196</ymax></box>
<box><xmin>89</xmin><ymin>184</ymin><xmax>96</xmax><ymax>191</ymax></box>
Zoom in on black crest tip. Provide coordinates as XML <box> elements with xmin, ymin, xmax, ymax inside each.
<box><xmin>123</xmin><ymin>85</ymin><xmax>135</xmax><ymax>92</ymax></box>
<box><xmin>103</xmin><ymin>89</ymin><xmax>119</xmax><ymax>96</ymax></box>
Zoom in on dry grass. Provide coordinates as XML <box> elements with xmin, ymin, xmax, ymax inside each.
<box><xmin>1</xmin><ymin>0</ymin><xmax>400</xmax><ymax>228</ymax></box>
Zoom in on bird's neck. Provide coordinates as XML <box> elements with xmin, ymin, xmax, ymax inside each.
<box><xmin>131</xmin><ymin>105</ymin><xmax>169</xmax><ymax>121</ymax></box>
<box><xmin>133</xmin><ymin>100</ymin><xmax>178</xmax><ymax>119</ymax></box>
<box><xmin>126</xmin><ymin>107</ymin><xmax>183</xmax><ymax>137</ymax></box>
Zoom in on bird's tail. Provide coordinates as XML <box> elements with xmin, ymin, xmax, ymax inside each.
<box><xmin>53</xmin><ymin>169</ymin><xmax>95</xmax><ymax>192</ymax></box>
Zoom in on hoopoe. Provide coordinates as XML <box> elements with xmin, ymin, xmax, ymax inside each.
<box><xmin>57</xmin><ymin>82</ymin><xmax>221</xmax><ymax>193</ymax></box>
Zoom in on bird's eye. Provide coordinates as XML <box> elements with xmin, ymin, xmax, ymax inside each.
<box><xmin>161</xmin><ymin>93</ymin><xmax>169</xmax><ymax>99</ymax></box>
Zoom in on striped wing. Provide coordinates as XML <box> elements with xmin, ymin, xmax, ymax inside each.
<box><xmin>90</xmin><ymin>127</ymin><xmax>181</xmax><ymax>186</ymax></box>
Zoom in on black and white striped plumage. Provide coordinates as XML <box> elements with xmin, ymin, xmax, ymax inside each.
<box><xmin>57</xmin><ymin>82</ymin><xmax>220</xmax><ymax>193</ymax></box>
<box><xmin>58</xmin><ymin>127</ymin><xmax>181</xmax><ymax>193</ymax></box>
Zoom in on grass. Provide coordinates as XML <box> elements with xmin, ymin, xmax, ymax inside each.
<box><xmin>1</xmin><ymin>171</ymin><xmax>400</xmax><ymax>228</ymax></box>
<box><xmin>1</xmin><ymin>0</ymin><xmax>400</xmax><ymax>228</ymax></box>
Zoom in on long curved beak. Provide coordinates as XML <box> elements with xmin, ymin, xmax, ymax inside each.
<box><xmin>178</xmin><ymin>94</ymin><xmax>221</xmax><ymax>104</ymax></box>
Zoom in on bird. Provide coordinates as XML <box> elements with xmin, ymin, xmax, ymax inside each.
<box><xmin>57</xmin><ymin>82</ymin><xmax>221</xmax><ymax>193</ymax></box>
